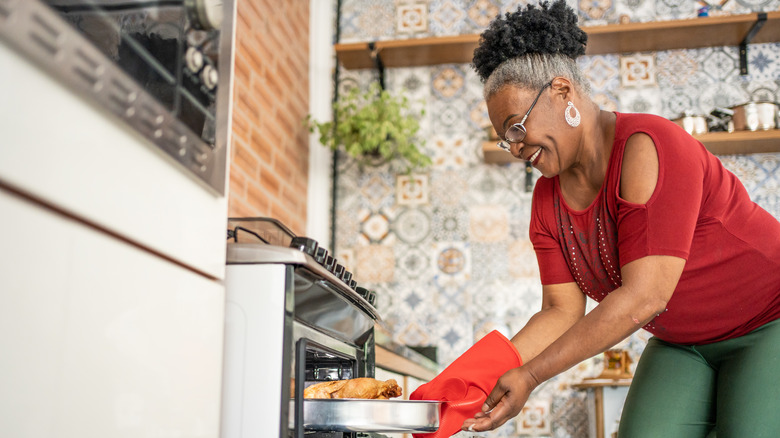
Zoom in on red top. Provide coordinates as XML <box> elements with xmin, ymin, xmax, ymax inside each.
<box><xmin>530</xmin><ymin>112</ymin><xmax>780</xmax><ymax>344</ymax></box>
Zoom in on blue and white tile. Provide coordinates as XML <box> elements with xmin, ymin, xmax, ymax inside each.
<box><xmin>396</xmin><ymin>0</ymin><xmax>430</xmax><ymax>36</ymax></box>
<box><xmin>358</xmin><ymin>169</ymin><xmax>397</xmax><ymax>210</ymax></box>
<box><xmin>432</xmin><ymin>65</ymin><xmax>469</xmax><ymax>99</ymax></box>
<box><xmin>593</xmin><ymin>91</ymin><xmax>620</xmax><ymax>111</ymax></box>
<box><xmin>432</xmin><ymin>241</ymin><xmax>472</xmax><ymax>282</ymax></box>
<box><xmin>618</xmin><ymin>87</ymin><xmax>663</xmax><ymax>116</ymax></box>
<box><xmin>355</xmin><ymin>244</ymin><xmax>397</xmax><ymax>283</ymax></box>
<box><xmin>516</xmin><ymin>397</ymin><xmax>552</xmax><ymax>436</ymax></box>
<box><xmin>467</xmin><ymin>0</ymin><xmax>502</xmax><ymax>30</ymax></box>
<box><xmin>469</xmin><ymin>204</ymin><xmax>511</xmax><ymax>242</ymax></box>
<box><xmin>470</xmin><ymin>241</ymin><xmax>509</xmax><ymax>282</ymax></box>
<box><xmin>731</xmin><ymin>0</ymin><xmax>780</xmax><ymax>12</ymax></box>
<box><xmin>433</xmin><ymin>308</ymin><xmax>475</xmax><ymax>365</ymax></box>
<box><xmin>430</xmin><ymin>132</ymin><xmax>480</xmax><ymax>168</ymax></box>
<box><xmin>659</xmin><ymin>86</ymin><xmax>703</xmax><ymax>119</ymax></box>
<box><xmin>743</xmin><ymin>42</ymin><xmax>780</xmax><ymax>83</ymax></box>
<box><xmin>429</xmin><ymin>0</ymin><xmax>470</xmax><ymax>36</ymax></box>
<box><xmin>654</xmin><ymin>0</ymin><xmax>698</xmax><ymax>20</ymax></box>
<box><xmin>620</xmin><ymin>53</ymin><xmax>657</xmax><ymax>88</ymax></box>
<box><xmin>392</xmin><ymin>206</ymin><xmax>434</xmax><ymax>244</ymax></box>
<box><xmin>697</xmin><ymin>46</ymin><xmax>742</xmax><ymax>83</ymax></box>
<box><xmin>508</xmin><ymin>238</ymin><xmax>540</xmax><ymax>279</ymax></box>
<box><xmin>358</xmin><ymin>207</ymin><xmax>396</xmax><ymax>245</ymax></box>
<box><xmin>580</xmin><ymin>54</ymin><xmax>620</xmax><ymax>93</ymax></box>
<box><xmin>578</xmin><ymin>0</ymin><xmax>617</xmax><ymax>25</ymax></box>
<box><xmin>614</xmin><ymin>0</ymin><xmax>655</xmax><ymax>23</ymax></box>
<box><xmin>432</xmin><ymin>204</ymin><xmax>471</xmax><ymax>241</ymax></box>
<box><xmin>395</xmin><ymin>241</ymin><xmax>434</xmax><ymax>279</ymax></box>
<box><xmin>467</xmin><ymin>166</ymin><xmax>514</xmax><ymax>204</ymax></box>
<box><xmin>655</xmin><ymin>49</ymin><xmax>703</xmax><ymax>88</ymax></box>
<box><xmin>397</xmin><ymin>173</ymin><xmax>430</xmax><ymax>205</ymax></box>
<box><xmin>430</xmin><ymin>97</ymin><xmax>471</xmax><ymax>130</ymax></box>
<box><xmin>434</xmin><ymin>272</ymin><xmax>471</xmax><ymax>313</ymax></box>
<box><xmin>430</xmin><ymin>169</ymin><xmax>470</xmax><ymax>206</ymax></box>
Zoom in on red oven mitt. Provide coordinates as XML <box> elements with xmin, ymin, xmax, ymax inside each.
<box><xmin>409</xmin><ymin>330</ymin><xmax>522</xmax><ymax>438</ymax></box>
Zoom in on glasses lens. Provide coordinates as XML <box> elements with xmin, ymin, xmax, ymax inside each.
<box><xmin>506</xmin><ymin>123</ymin><xmax>526</xmax><ymax>143</ymax></box>
<box><xmin>497</xmin><ymin>141</ymin><xmax>511</xmax><ymax>152</ymax></box>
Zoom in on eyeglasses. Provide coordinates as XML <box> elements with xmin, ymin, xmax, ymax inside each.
<box><xmin>496</xmin><ymin>81</ymin><xmax>552</xmax><ymax>152</ymax></box>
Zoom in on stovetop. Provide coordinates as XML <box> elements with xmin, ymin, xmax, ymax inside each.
<box><xmin>226</xmin><ymin>217</ymin><xmax>379</xmax><ymax>320</ymax></box>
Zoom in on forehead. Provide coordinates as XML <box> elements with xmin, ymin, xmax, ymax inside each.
<box><xmin>486</xmin><ymin>85</ymin><xmax>536</xmax><ymax>123</ymax></box>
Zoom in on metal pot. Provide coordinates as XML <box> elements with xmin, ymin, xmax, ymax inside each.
<box><xmin>730</xmin><ymin>101</ymin><xmax>778</xmax><ymax>131</ymax></box>
<box><xmin>672</xmin><ymin>114</ymin><xmax>708</xmax><ymax>135</ymax></box>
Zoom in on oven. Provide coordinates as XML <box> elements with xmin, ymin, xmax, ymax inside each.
<box><xmin>0</xmin><ymin>0</ymin><xmax>230</xmax><ymax>194</ymax></box>
<box><xmin>221</xmin><ymin>218</ymin><xmax>440</xmax><ymax>438</ymax></box>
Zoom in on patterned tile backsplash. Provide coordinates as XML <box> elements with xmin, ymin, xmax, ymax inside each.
<box><xmin>333</xmin><ymin>1</ymin><xmax>780</xmax><ymax>437</ymax></box>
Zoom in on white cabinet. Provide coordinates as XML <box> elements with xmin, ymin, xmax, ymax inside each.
<box><xmin>0</xmin><ymin>190</ymin><xmax>225</xmax><ymax>438</ymax></box>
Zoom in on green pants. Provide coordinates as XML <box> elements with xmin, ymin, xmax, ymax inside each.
<box><xmin>618</xmin><ymin>318</ymin><xmax>780</xmax><ymax>438</ymax></box>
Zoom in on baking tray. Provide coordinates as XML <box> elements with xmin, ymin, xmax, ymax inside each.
<box><xmin>289</xmin><ymin>399</ymin><xmax>441</xmax><ymax>433</ymax></box>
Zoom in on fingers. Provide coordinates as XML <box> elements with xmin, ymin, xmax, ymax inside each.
<box><xmin>461</xmin><ymin>369</ymin><xmax>533</xmax><ymax>433</ymax></box>
<box><xmin>482</xmin><ymin>379</ymin><xmax>509</xmax><ymax>413</ymax></box>
<box><xmin>461</xmin><ymin>397</ymin><xmax>516</xmax><ymax>432</ymax></box>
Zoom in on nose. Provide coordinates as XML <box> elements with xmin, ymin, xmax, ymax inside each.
<box><xmin>511</xmin><ymin>142</ymin><xmax>525</xmax><ymax>159</ymax></box>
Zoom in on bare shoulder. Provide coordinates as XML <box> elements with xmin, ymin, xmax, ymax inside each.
<box><xmin>620</xmin><ymin>132</ymin><xmax>658</xmax><ymax>204</ymax></box>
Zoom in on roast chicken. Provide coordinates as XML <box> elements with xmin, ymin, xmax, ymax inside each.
<box><xmin>303</xmin><ymin>377</ymin><xmax>402</xmax><ymax>399</ymax></box>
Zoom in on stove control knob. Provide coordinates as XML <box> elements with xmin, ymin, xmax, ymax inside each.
<box><xmin>324</xmin><ymin>255</ymin><xmax>336</xmax><ymax>273</ymax></box>
<box><xmin>185</xmin><ymin>46</ymin><xmax>204</xmax><ymax>73</ymax></box>
<box><xmin>201</xmin><ymin>64</ymin><xmax>219</xmax><ymax>90</ymax></box>
<box><xmin>314</xmin><ymin>247</ymin><xmax>329</xmax><ymax>265</ymax></box>
<box><xmin>333</xmin><ymin>264</ymin><xmax>345</xmax><ymax>279</ymax></box>
<box><xmin>290</xmin><ymin>237</ymin><xmax>318</xmax><ymax>257</ymax></box>
<box><xmin>185</xmin><ymin>0</ymin><xmax>224</xmax><ymax>30</ymax></box>
<box><xmin>355</xmin><ymin>286</ymin><xmax>370</xmax><ymax>300</ymax></box>
<box><xmin>341</xmin><ymin>270</ymin><xmax>353</xmax><ymax>284</ymax></box>
<box><xmin>355</xmin><ymin>287</ymin><xmax>377</xmax><ymax>308</ymax></box>
<box><xmin>367</xmin><ymin>290</ymin><xmax>377</xmax><ymax>308</ymax></box>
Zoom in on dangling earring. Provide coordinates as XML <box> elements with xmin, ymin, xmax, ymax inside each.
<box><xmin>565</xmin><ymin>101</ymin><xmax>581</xmax><ymax>127</ymax></box>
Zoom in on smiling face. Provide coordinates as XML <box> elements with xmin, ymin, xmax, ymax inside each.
<box><xmin>486</xmin><ymin>81</ymin><xmax>577</xmax><ymax>178</ymax></box>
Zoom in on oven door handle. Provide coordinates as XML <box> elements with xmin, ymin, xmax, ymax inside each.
<box><xmin>295</xmin><ymin>338</ymin><xmax>307</xmax><ymax>438</ymax></box>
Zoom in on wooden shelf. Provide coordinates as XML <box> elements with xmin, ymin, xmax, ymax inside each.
<box><xmin>334</xmin><ymin>11</ymin><xmax>780</xmax><ymax>69</ymax></box>
<box><xmin>482</xmin><ymin>129</ymin><xmax>780</xmax><ymax>164</ymax></box>
<box><xmin>695</xmin><ymin>129</ymin><xmax>780</xmax><ymax>155</ymax></box>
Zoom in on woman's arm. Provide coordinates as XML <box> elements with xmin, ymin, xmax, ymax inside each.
<box><xmin>465</xmin><ymin>255</ymin><xmax>684</xmax><ymax>432</ymax></box>
<box><xmin>510</xmin><ymin>282</ymin><xmax>586</xmax><ymax>363</ymax></box>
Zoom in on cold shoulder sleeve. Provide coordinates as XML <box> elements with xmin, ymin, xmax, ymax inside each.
<box><xmin>615</xmin><ymin>123</ymin><xmax>707</xmax><ymax>266</ymax></box>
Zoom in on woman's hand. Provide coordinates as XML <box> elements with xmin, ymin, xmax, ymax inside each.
<box><xmin>460</xmin><ymin>367</ymin><xmax>538</xmax><ymax>432</ymax></box>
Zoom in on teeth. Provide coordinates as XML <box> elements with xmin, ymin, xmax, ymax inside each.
<box><xmin>529</xmin><ymin>148</ymin><xmax>541</xmax><ymax>162</ymax></box>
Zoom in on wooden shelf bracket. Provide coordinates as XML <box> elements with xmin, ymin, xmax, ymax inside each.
<box><xmin>739</xmin><ymin>12</ymin><xmax>767</xmax><ymax>75</ymax></box>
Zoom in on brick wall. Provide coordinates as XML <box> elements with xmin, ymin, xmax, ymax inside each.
<box><xmin>228</xmin><ymin>0</ymin><xmax>310</xmax><ymax>235</ymax></box>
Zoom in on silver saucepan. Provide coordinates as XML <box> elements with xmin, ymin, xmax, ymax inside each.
<box><xmin>730</xmin><ymin>101</ymin><xmax>778</xmax><ymax>131</ymax></box>
<box><xmin>672</xmin><ymin>113</ymin><xmax>708</xmax><ymax>135</ymax></box>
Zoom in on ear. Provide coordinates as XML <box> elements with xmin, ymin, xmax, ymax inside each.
<box><xmin>550</xmin><ymin>77</ymin><xmax>575</xmax><ymax>102</ymax></box>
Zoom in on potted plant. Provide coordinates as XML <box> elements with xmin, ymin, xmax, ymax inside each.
<box><xmin>307</xmin><ymin>82</ymin><xmax>431</xmax><ymax>173</ymax></box>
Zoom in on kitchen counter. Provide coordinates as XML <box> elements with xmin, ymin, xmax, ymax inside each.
<box><xmin>375</xmin><ymin>325</ymin><xmax>439</xmax><ymax>381</ymax></box>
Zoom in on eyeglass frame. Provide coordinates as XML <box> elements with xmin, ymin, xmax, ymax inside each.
<box><xmin>496</xmin><ymin>81</ymin><xmax>552</xmax><ymax>152</ymax></box>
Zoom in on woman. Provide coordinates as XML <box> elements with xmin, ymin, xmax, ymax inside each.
<box><xmin>411</xmin><ymin>1</ymin><xmax>780</xmax><ymax>437</ymax></box>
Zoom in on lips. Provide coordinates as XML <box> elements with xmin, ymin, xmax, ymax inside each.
<box><xmin>527</xmin><ymin>147</ymin><xmax>541</xmax><ymax>164</ymax></box>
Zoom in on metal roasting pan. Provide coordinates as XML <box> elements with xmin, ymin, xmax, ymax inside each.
<box><xmin>289</xmin><ymin>399</ymin><xmax>441</xmax><ymax>433</ymax></box>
